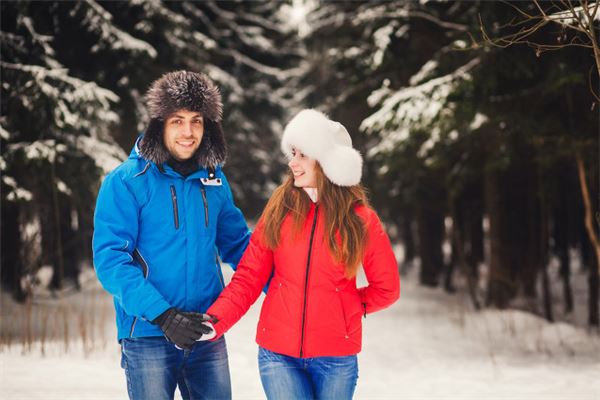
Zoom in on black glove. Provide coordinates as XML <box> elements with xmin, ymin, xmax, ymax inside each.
<box><xmin>152</xmin><ymin>308</ymin><xmax>214</xmax><ymax>349</ymax></box>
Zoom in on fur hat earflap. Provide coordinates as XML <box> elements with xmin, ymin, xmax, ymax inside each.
<box><xmin>281</xmin><ymin>109</ymin><xmax>363</xmax><ymax>186</ymax></box>
<box><xmin>139</xmin><ymin>70</ymin><xmax>226</xmax><ymax>168</ymax></box>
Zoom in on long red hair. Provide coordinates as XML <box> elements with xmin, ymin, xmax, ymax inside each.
<box><xmin>260</xmin><ymin>163</ymin><xmax>369</xmax><ymax>277</ymax></box>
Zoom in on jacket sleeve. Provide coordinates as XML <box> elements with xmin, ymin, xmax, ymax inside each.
<box><xmin>207</xmin><ymin>219</ymin><xmax>273</xmax><ymax>337</ymax></box>
<box><xmin>215</xmin><ymin>174</ymin><xmax>251</xmax><ymax>269</ymax></box>
<box><xmin>92</xmin><ymin>171</ymin><xmax>171</xmax><ymax>322</ymax></box>
<box><xmin>358</xmin><ymin>208</ymin><xmax>400</xmax><ymax>315</ymax></box>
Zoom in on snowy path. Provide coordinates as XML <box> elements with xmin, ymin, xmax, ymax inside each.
<box><xmin>2</xmin><ymin>270</ymin><xmax>599</xmax><ymax>400</ymax></box>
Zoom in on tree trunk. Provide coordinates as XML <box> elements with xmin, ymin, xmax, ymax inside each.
<box><xmin>451</xmin><ymin>200</ymin><xmax>481</xmax><ymax>309</ymax></box>
<box><xmin>554</xmin><ymin>169</ymin><xmax>573</xmax><ymax>313</ymax></box>
<box><xmin>49</xmin><ymin>196</ymin><xmax>80</xmax><ymax>290</ymax></box>
<box><xmin>588</xmin><ymin>255</ymin><xmax>599</xmax><ymax>326</ymax></box>
<box><xmin>519</xmin><ymin>165</ymin><xmax>539</xmax><ymax>301</ymax></box>
<box><xmin>539</xmin><ymin>190</ymin><xmax>553</xmax><ymax>322</ymax></box>
<box><xmin>465</xmin><ymin>186</ymin><xmax>484</xmax><ymax>270</ymax></box>
<box><xmin>400</xmin><ymin>215</ymin><xmax>416</xmax><ymax>275</ymax></box>
<box><xmin>416</xmin><ymin>195</ymin><xmax>445</xmax><ymax>287</ymax></box>
<box><xmin>484</xmin><ymin>167</ymin><xmax>516</xmax><ymax>308</ymax></box>
<box><xmin>444</xmin><ymin>238</ymin><xmax>456</xmax><ymax>293</ymax></box>
<box><xmin>1</xmin><ymin>200</ymin><xmax>26</xmax><ymax>302</ymax></box>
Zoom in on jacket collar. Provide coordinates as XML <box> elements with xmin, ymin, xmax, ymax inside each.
<box><xmin>130</xmin><ymin>135</ymin><xmax>220</xmax><ymax>180</ymax></box>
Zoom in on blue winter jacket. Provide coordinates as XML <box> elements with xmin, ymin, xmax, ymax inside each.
<box><xmin>93</xmin><ymin>139</ymin><xmax>251</xmax><ymax>341</ymax></box>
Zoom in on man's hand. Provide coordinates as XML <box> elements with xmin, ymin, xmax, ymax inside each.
<box><xmin>152</xmin><ymin>308</ymin><xmax>214</xmax><ymax>349</ymax></box>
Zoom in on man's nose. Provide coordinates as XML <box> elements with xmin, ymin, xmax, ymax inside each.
<box><xmin>181</xmin><ymin>122</ymin><xmax>194</xmax><ymax>137</ymax></box>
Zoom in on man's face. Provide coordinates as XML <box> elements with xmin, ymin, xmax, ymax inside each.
<box><xmin>163</xmin><ymin>109</ymin><xmax>204</xmax><ymax>161</ymax></box>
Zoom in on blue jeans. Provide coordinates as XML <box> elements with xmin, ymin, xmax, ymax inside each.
<box><xmin>120</xmin><ymin>336</ymin><xmax>231</xmax><ymax>400</ymax></box>
<box><xmin>258</xmin><ymin>347</ymin><xmax>358</xmax><ymax>400</ymax></box>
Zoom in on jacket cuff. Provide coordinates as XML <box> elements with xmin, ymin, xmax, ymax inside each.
<box><xmin>143</xmin><ymin>299</ymin><xmax>172</xmax><ymax>322</ymax></box>
<box><xmin>208</xmin><ymin>318</ymin><xmax>226</xmax><ymax>341</ymax></box>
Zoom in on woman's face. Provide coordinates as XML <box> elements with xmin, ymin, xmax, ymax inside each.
<box><xmin>288</xmin><ymin>147</ymin><xmax>317</xmax><ymax>188</ymax></box>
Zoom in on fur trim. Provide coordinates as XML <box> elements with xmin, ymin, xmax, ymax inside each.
<box><xmin>140</xmin><ymin>71</ymin><xmax>226</xmax><ymax>168</ymax></box>
<box><xmin>281</xmin><ymin>109</ymin><xmax>363</xmax><ymax>186</ymax></box>
<box><xmin>146</xmin><ymin>71</ymin><xmax>222</xmax><ymax>121</ymax></box>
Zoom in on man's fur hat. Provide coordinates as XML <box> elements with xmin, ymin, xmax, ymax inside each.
<box><xmin>139</xmin><ymin>71</ymin><xmax>227</xmax><ymax>168</ymax></box>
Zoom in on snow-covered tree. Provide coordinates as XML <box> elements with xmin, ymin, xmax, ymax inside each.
<box><xmin>1</xmin><ymin>1</ymin><xmax>130</xmax><ymax>297</ymax></box>
<box><xmin>359</xmin><ymin>1</ymin><xmax>598</xmax><ymax>322</ymax></box>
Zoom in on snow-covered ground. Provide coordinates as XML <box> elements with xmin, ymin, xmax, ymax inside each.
<box><xmin>1</xmin><ymin>266</ymin><xmax>599</xmax><ymax>400</ymax></box>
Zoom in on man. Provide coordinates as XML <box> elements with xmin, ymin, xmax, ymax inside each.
<box><xmin>93</xmin><ymin>71</ymin><xmax>250</xmax><ymax>400</ymax></box>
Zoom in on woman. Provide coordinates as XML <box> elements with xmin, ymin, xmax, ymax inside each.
<box><xmin>207</xmin><ymin>109</ymin><xmax>400</xmax><ymax>399</ymax></box>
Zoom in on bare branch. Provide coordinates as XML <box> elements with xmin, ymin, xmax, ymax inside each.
<box><xmin>408</xmin><ymin>10</ymin><xmax>470</xmax><ymax>32</ymax></box>
<box><xmin>533</xmin><ymin>0</ymin><xmax>549</xmax><ymax>19</ymax></box>
<box><xmin>588</xmin><ymin>65</ymin><xmax>600</xmax><ymax>103</ymax></box>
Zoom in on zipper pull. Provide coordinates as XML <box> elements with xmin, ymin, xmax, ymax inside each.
<box><xmin>362</xmin><ymin>303</ymin><xmax>367</xmax><ymax>318</ymax></box>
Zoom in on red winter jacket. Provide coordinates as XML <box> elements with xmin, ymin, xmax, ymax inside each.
<box><xmin>207</xmin><ymin>203</ymin><xmax>400</xmax><ymax>358</ymax></box>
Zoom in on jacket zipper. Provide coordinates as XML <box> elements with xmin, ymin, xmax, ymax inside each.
<box><xmin>170</xmin><ymin>185</ymin><xmax>179</xmax><ymax>229</ymax></box>
<box><xmin>299</xmin><ymin>205</ymin><xmax>319</xmax><ymax>358</ymax></box>
<box><xmin>130</xmin><ymin>249</ymin><xmax>150</xmax><ymax>337</ymax></box>
<box><xmin>200</xmin><ymin>187</ymin><xmax>209</xmax><ymax>227</ymax></box>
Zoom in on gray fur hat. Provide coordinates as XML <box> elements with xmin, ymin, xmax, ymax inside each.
<box><xmin>139</xmin><ymin>70</ymin><xmax>227</xmax><ymax>168</ymax></box>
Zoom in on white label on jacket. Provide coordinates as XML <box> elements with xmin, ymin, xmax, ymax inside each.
<box><xmin>201</xmin><ymin>178</ymin><xmax>223</xmax><ymax>186</ymax></box>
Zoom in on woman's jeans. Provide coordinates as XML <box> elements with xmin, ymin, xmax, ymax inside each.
<box><xmin>258</xmin><ymin>347</ymin><xmax>358</xmax><ymax>400</ymax></box>
<box><xmin>120</xmin><ymin>336</ymin><xmax>231</xmax><ymax>400</ymax></box>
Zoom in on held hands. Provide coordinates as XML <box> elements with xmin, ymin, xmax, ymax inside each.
<box><xmin>152</xmin><ymin>308</ymin><xmax>215</xmax><ymax>350</ymax></box>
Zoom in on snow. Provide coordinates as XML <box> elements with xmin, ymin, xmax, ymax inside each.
<box><xmin>0</xmin><ymin>124</ymin><xmax>9</xmax><ymax>140</ymax></box>
<box><xmin>2</xmin><ymin>263</ymin><xmax>599</xmax><ymax>400</ymax></box>
<box><xmin>8</xmin><ymin>139</ymin><xmax>66</xmax><ymax>163</ymax></box>
<box><xmin>469</xmin><ymin>112</ymin><xmax>489</xmax><ymax>130</ymax></box>
<box><xmin>279</xmin><ymin>0</ymin><xmax>315</xmax><ymax>37</ymax></box>
<box><xmin>372</xmin><ymin>22</ymin><xmax>397</xmax><ymax>68</ymax></box>
<box><xmin>66</xmin><ymin>134</ymin><xmax>127</xmax><ymax>176</ymax></box>
<box><xmin>1</xmin><ymin>61</ymin><xmax>120</xmax><ymax>137</ymax></box>
<box><xmin>82</xmin><ymin>0</ymin><xmax>157</xmax><ymax>58</ymax></box>
<box><xmin>55</xmin><ymin>179</ymin><xmax>72</xmax><ymax>196</ymax></box>
<box><xmin>409</xmin><ymin>59</ymin><xmax>439</xmax><ymax>86</ymax></box>
<box><xmin>546</xmin><ymin>2</ymin><xmax>600</xmax><ymax>27</ymax></box>
<box><xmin>2</xmin><ymin>175</ymin><xmax>33</xmax><ymax>202</ymax></box>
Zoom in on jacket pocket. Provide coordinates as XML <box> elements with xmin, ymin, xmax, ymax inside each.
<box><xmin>169</xmin><ymin>185</ymin><xmax>180</xmax><ymax>229</ymax></box>
<box><xmin>200</xmin><ymin>186</ymin><xmax>209</xmax><ymax>228</ymax></box>
<box><xmin>336</xmin><ymin>289</ymin><xmax>362</xmax><ymax>337</ymax></box>
<box><xmin>132</xmin><ymin>249</ymin><xmax>149</xmax><ymax>278</ymax></box>
<box><xmin>336</xmin><ymin>289</ymin><xmax>350</xmax><ymax>336</ymax></box>
<box><xmin>259</xmin><ymin>276</ymin><xmax>283</xmax><ymax>330</ymax></box>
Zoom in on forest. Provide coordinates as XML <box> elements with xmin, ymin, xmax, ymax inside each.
<box><xmin>1</xmin><ymin>0</ymin><xmax>599</xmax><ymax>327</ymax></box>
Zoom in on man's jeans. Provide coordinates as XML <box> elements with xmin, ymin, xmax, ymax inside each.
<box><xmin>258</xmin><ymin>347</ymin><xmax>358</xmax><ymax>400</ymax></box>
<box><xmin>120</xmin><ymin>336</ymin><xmax>231</xmax><ymax>400</ymax></box>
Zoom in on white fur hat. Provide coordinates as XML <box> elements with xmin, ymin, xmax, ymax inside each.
<box><xmin>281</xmin><ymin>109</ymin><xmax>363</xmax><ymax>186</ymax></box>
